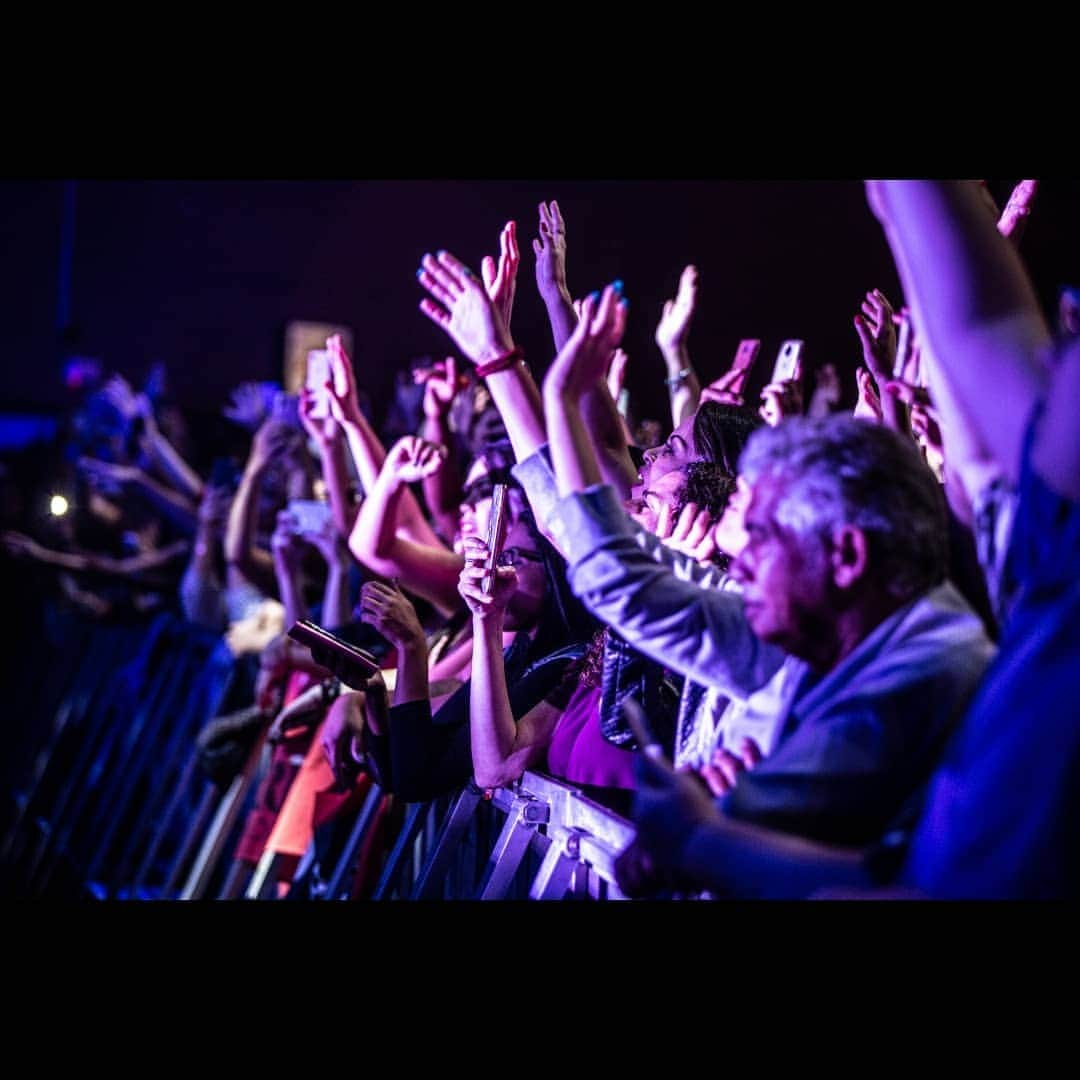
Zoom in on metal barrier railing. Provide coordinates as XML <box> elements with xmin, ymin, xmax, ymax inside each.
<box><xmin>307</xmin><ymin>770</ymin><xmax>635</xmax><ymax>902</ymax></box>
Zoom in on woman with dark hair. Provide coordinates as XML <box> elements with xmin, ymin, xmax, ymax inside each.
<box><xmin>334</xmin><ymin>494</ymin><xmax>594</xmax><ymax>805</ymax></box>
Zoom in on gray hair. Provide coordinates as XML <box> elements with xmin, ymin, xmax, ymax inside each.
<box><xmin>738</xmin><ymin>416</ymin><xmax>947</xmax><ymax>600</ymax></box>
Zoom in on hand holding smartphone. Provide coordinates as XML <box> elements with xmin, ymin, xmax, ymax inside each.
<box><xmin>771</xmin><ymin>340</ymin><xmax>805</xmax><ymax>385</ymax></box>
<box><xmin>482</xmin><ymin>483</ymin><xmax>509</xmax><ymax>596</ymax></box>
<box><xmin>305</xmin><ymin>350</ymin><xmax>332</xmax><ymax>420</ymax></box>
<box><xmin>286</xmin><ymin>499</ymin><xmax>332</xmax><ymax>537</ymax></box>
<box><xmin>287</xmin><ymin>619</ymin><xmax>380</xmax><ymax>688</ymax></box>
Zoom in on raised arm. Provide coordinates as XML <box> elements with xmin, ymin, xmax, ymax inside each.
<box><xmin>78</xmin><ymin>456</ymin><xmax>198</xmax><ymax>535</ymax></box>
<box><xmin>655</xmin><ymin>264</ymin><xmax>702</xmax><ymax>427</ymax></box>
<box><xmin>349</xmin><ymin>436</ymin><xmax>464</xmax><ymax>617</ymax></box>
<box><xmin>866</xmin><ymin>180</ymin><xmax>1050</xmax><ymax>487</ymax></box>
<box><xmin>358</xmin><ymin>579</ymin><xmax>429</xmax><ymax>706</ymax></box>
<box><xmin>100</xmin><ymin>375</ymin><xmax>204</xmax><ymax>502</ymax></box>
<box><xmin>533</xmin><ymin>200</ymin><xmax>577</xmax><ymax>352</ymax></box>
<box><xmin>269</xmin><ymin>509</ymin><xmax>309</xmax><ymax>628</ymax></box>
<box><xmin>416</xmin><ymin>356</ymin><xmax>466</xmax><ymax>541</ymax></box>
<box><xmin>298</xmin><ymin>386</ymin><xmax>357</xmax><ymax>540</ymax></box>
<box><xmin>852</xmin><ymin>288</ymin><xmax>911</xmax><ymax>438</ymax></box>
<box><xmin>323</xmin><ymin>333</ymin><xmax>444</xmax><ymax>549</ymax></box>
<box><xmin>223</xmin><ymin>418</ymin><xmax>283</xmax><ymax>595</ymax></box>
<box><xmin>458</xmin><ymin>535</ymin><xmax>561</xmax><ymax>787</ymax></box>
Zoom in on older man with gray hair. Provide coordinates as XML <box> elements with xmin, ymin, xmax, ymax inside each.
<box><xmin>541</xmin><ymin>301</ymin><xmax>996</xmax><ymax>857</ymax></box>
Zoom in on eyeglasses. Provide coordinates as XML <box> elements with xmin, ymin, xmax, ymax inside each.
<box><xmin>495</xmin><ymin>547</ymin><xmax>544</xmax><ymax>568</ymax></box>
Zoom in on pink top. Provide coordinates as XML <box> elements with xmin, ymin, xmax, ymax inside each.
<box><xmin>544</xmin><ymin>683</ymin><xmax>636</xmax><ymax>791</ymax></box>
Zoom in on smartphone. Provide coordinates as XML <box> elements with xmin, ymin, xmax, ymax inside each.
<box><xmin>288</xmin><ymin>620</ymin><xmax>380</xmax><ymax>684</ymax></box>
<box><xmin>892</xmin><ymin>313</ymin><xmax>913</xmax><ymax>381</ymax></box>
<box><xmin>622</xmin><ymin>699</ymin><xmax>669</xmax><ymax>762</ymax></box>
<box><xmin>305</xmin><ymin>350</ymin><xmax>332</xmax><ymax>420</ymax></box>
<box><xmin>732</xmin><ymin>338</ymin><xmax>762</xmax><ymax>374</ymax></box>
<box><xmin>771</xmin><ymin>340</ymin><xmax>804</xmax><ymax>385</ymax></box>
<box><xmin>287</xmin><ymin>498</ymin><xmax>332</xmax><ymax>536</ymax></box>
<box><xmin>482</xmin><ymin>482</ymin><xmax>509</xmax><ymax>596</ymax></box>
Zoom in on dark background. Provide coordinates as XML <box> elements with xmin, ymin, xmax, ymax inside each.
<box><xmin>3</xmin><ymin>179</ymin><xmax>1078</xmax><ymax>442</ymax></box>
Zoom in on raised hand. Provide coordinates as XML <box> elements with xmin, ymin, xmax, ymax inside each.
<box><xmin>606</xmin><ymin>348</ymin><xmax>629</xmax><ymax>404</ymax></box>
<box><xmin>298</xmin><ymin>386</ymin><xmax>341</xmax><ymax>448</ymax></box>
<box><xmin>997</xmin><ymin>179</ymin><xmax>1038</xmax><ymax>243</ymax></box>
<box><xmin>885</xmin><ymin>379</ymin><xmax>943</xmax><ymax>458</ymax></box>
<box><xmin>416</xmin><ymin>250</ymin><xmax>514</xmax><ymax>367</ymax></box>
<box><xmin>270</xmin><ymin>509</ymin><xmax>306</xmax><ymax>567</ymax></box>
<box><xmin>416</xmin><ymin>356</ymin><xmax>465</xmax><ymax>420</ymax></box>
<box><xmin>758</xmin><ymin>380</ymin><xmax>803</xmax><ymax>426</ymax></box>
<box><xmin>325</xmin><ymin>334</ymin><xmax>365</xmax><ymax>427</ymax></box>
<box><xmin>247</xmin><ymin>417</ymin><xmax>296</xmax><ymax>473</ymax></box>
<box><xmin>77</xmin><ymin>455</ymin><xmax>138</xmax><ymax>496</ymax></box>
<box><xmin>655</xmin><ymin>264</ymin><xmax>699</xmax><ymax>356</ymax></box>
<box><xmin>358</xmin><ymin>579</ymin><xmax>425</xmax><ymax>650</ymax></box>
<box><xmin>852</xmin><ymin>288</ymin><xmax>897</xmax><ymax>380</ymax></box>
<box><xmin>305</xmin><ymin>512</ymin><xmax>353</xmax><ymax>569</ymax></box>
<box><xmin>458</xmin><ymin>535</ymin><xmax>518</xmax><ymax>619</ymax></box>
<box><xmin>384</xmin><ymin>435</ymin><xmax>447</xmax><ymax>485</ymax></box>
<box><xmin>543</xmin><ymin>284</ymin><xmax>629</xmax><ymax>401</ymax></box>
<box><xmin>100</xmin><ymin>374</ymin><xmax>143</xmax><ymax>423</ymax></box>
<box><xmin>223</xmin><ymin>381</ymin><xmax>274</xmax><ymax>432</ymax></box>
<box><xmin>1</xmin><ymin>530</ymin><xmax>45</xmax><ymax>560</ymax></box>
<box><xmin>699</xmin><ymin>367</ymin><xmax>746</xmax><ymax>407</ymax></box>
<box><xmin>480</xmin><ymin>221</ymin><xmax>520</xmax><ymax>331</ymax></box>
<box><xmin>197</xmin><ymin>484</ymin><xmax>233</xmax><ymax>535</ymax></box>
<box><xmin>806</xmin><ymin>362</ymin><xmax>842</xmax><ymax>418</ymax></box>
<box><xmin>533</xmin><ymin>200</ymin><xmax>569</xmax><ymax>301</ymax></box>
<box><xmin>852</xmin><ymin>367</ymin><xmax>883</xmax><ymax>422</ymax></box>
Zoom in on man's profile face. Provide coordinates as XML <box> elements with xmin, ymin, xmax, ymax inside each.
<box><xmin>732</xmin><ymin>474</ymin><xmax>831</xmax><ymax>656</ymax></box>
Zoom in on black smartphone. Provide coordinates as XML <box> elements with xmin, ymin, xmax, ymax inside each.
<box><xmin>621</xmin><ymin>698</ymin><xmax>670</xmax><ymax>763</ymax></box>
<box><xmin>482</xmin><ymin>482</ymin><xmax>509</xmax><ymax>596</ymax></box>
<box><xmin>288</xmin><ymin>619</ymin><xmax>381</xmax><ymax>683</ymax></box>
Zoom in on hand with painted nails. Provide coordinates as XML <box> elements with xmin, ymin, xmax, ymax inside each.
<box><xmin>533</xmin><ymin>200</ymin><xmax>569</xmax><ymax>302</ymax></box>
<box><xmin>852</xmin><ymin>289</ymin><xmax>897</xmax><ymax>382</ymax></box>
<box><xmin>481</xmin><ymin>221</ymin><xmax>520</xmax><ymax>332</ymax></box>
<box><xmin>543</xmin><ymin>284</ymin><xmax>629</xmax><ymax>402</ymax></box>
<box><xmin>417</xmin><ymin>250</ymin><xmax>514</xmax><ymax>367</ymax></box>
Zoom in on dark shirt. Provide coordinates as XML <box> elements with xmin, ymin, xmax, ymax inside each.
<box><xmin>904</xmin><ymin>407</ymin><xmax>1080</xmax><ymax>898</ymax></box>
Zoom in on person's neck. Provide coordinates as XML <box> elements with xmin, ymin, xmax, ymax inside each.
<box><xmin>803</xmin><ymin>591</ymin><xmax>910</xmax><ymax>674</ymax></box>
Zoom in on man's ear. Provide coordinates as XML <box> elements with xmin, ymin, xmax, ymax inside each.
<box><xmin>830</xmin><ymin>524</ymin><xmax>870</xmax><ymax>589</ymax></box>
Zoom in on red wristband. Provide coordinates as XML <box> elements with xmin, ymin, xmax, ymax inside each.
<box><xmin>475</xmin><ymin>346</ymin><xmax>525</xmax><ymax>379</ymax></box>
